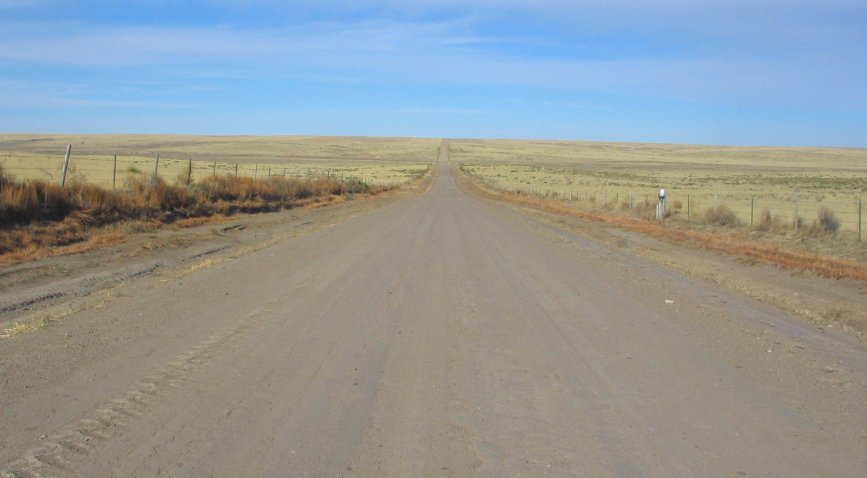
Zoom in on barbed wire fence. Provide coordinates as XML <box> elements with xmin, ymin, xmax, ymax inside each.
<box><xmin>0</xmin><ymin>146</ymin><xmax>402</xmax><ymax>191</ymax></box>
<box><xmin>466</xmin><ymin>168</ymin><xmax>864</xmax><ymax>241</ymax></box>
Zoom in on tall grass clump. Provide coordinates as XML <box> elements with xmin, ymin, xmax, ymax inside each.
<box><xmin>0</xmin><ymin>166</ymin><xmax>75</xmax><ymax>225</ymax></box>
<box><xmin>754</xmin><ymin>208</ymin><xmax>776</xmax><ymax>231</ymax></box>
<box><xmin>703</xmin><ymin>205</ymin><xmax>741</xmax><ymax>227</ymax></box>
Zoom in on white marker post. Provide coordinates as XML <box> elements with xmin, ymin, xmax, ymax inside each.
<box><xmin>657</xmin><ymin>188</ymin><xmax>666</xmax><ymax>220</ymax></box>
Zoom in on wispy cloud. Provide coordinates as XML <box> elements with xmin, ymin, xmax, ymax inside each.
<box><xmin>1</xmin><ymin>16</ymin><xmax>864</xmax><ymax>111</ymax></box>
<box><xmin>0</xmin><ymin>1</ymin><xmax>865</xmax><ymax>144</ymax></box>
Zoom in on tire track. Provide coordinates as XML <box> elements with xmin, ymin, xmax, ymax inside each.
<box><xmin>0</xmin><ymin>301</ymin><xmax>277</xmax><ymax>478</ymax></box>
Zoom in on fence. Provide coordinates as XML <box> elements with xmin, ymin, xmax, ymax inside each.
<box><xmin>0</xmin><ymin>147</ymin><xmax>409</xmax><ymax>190</ymax></box>
<box><xmin>472</xmin><ymin>174</ymin><xmax>864</xmax><ymax>240</ymax></box>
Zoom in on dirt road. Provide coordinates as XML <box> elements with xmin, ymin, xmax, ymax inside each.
<box><xmin>2</xmin><ymin>141</ymin><xmax>866</xmax><ymax>477</ymax></box>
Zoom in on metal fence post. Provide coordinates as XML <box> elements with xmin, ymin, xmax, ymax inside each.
<box><xmin>751</xmin><ymin>195</ymin><xmax>754</xmax><ymax>227</ymax></box>
<box><xmin>60</xmin><ymin>144</ymin><xmax>72</xmax><ymax>187</ymax></box>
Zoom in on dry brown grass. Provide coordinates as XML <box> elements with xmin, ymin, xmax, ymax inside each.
<box><xmin>0</xmin><ymin>165</ymin><xmax>392</xmax><ymax>262</ymax></box>
<box><xmin>466</xmin><ymin>174</ymin><xmax>867</xmax><ymax>282</ymax></box>
<box><xmin>704</xmin><ymin>205</ymin><xmax>742</xmax><ymax>227</ymax></box>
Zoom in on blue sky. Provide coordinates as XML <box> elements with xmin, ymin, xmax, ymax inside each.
<box><xmin>1</xmin><ymin>1</ymin><xmax>865</xmax><ymax>146</ymax></box>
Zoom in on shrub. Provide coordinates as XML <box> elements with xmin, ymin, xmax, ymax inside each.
<box><xmin>703</xmin><ymin>205</ymin><xmax>741</xmax><ymax>227</ymax></box>
<box><xmin>815</xmin><ymin>207</ymin><xmax>840</xmax><ymax>233</ymax></box>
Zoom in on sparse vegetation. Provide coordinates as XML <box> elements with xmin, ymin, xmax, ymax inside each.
<box><xmin>454</xmin><ymin>138</ymin><xmax>867</xmax><ymax>236</ymax></box>
<box><xmin>460</xmin><ymin>167</ymin><xmax>867</xmax><ymax>282</ymax></box>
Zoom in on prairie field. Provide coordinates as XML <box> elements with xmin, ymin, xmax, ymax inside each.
<box><xmin>0</xmin><ymin>134</ymin><xmax>437</xmax><ymax>187</ymax></box>
<box><xmin>0</xmin><ymin>134</ymin><xmax>435</xmax><ymax>263</ymax></box>
<box><xmin>452</xmin><ymin>139</ymin><xmax>867</xmax><ymax>234</ymax></box>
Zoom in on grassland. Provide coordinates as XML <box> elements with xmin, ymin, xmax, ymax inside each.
<box><xmin>0</xmin><ymin>134</ymin><xmax>437</xmax><ymax>264</ymax></box>
<box><xmin>452</xmin><ymin>139</ymin><xmax>867</xmax><ymax>235</ymax></box>
<box><xmin>0</xmin><ymin>134</ymin><xmax>438</xmax><ymax>187</ymax></box>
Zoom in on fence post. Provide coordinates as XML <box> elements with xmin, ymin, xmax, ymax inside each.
<box><xmin>751</xmin><ymin>195</ymin><xmax>754</xmax><ymax>227</ymax></box>
<box><xmin>687</xmin><ymin>194</ymin><xmax>690</xmax><ymax>219</ymax></box>
<box><xmin>112</xmin><ymin>154</ymin><xmax>117</xmax><ymax>189</ymax></box>
<box><xmin>60</xmin><ymin>144</ymin><xmax>72</xmax><ymax>187</ymax></box>
<box><xmin>212</xmin><ymin>160</ymin><xmax>217</xmax><ymax>179</ymax></box>
<box><xmin>186</xmin><ymin>157</ymin><xmax>193</xmax><ymax>186</ymax></box>
<box><xmin>268</xmin><ymin>168</ymin><xmax>271</xmax><ymax>179</ymax></box>
<box><xmin>859</xmin><ymin>197</ymin><xmax>862</xmax><ymax>242</ymax></box>
<box><xmin>235</xmin><ymin>164</ymin><xmax>238</xmax><ymax>177</ymax></box>
<box><xmin>283</xmin><ymin>168</ymin><xmax>287</xmax><ymax>178</ymax></box>
<box><xmin>793</xmin><ymin>192</ymin><xmax>799</xmax><ymax>232</ymax></box>
<box><xmin>254</xmin><ymin>163</ymin><xmax>258</xmax><ymax>179</ymax></box>
<box><xmin>152</xmin><ymin>153</ymin><xmax>160</xmax><ymax>182</ymax></box>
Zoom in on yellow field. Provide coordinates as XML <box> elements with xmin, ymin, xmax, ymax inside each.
<box><xmin>0</xmin><ymin>134</ymin><xmax>438</xmax><ymax>187</ymax></box>
<box><xmin>451</xmin><ymin>139</ymin><xmax>867</xmax><ymax>233</ymax></box>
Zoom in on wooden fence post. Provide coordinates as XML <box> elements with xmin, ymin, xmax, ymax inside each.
<box><xmin>268</xmin><ymin>168</ymin><xmax>271</xmax><ymax>179</ymax></box>
<box><xmin>112</xmin><ymin>154</ymin><xmax>117</xmax><ymax>189</ymax></box>
<box><xmin>186</xmin><ymin>157</ymin><xmax>193</xmax><ymax>186</ymax></box>
<box><xmin>235</xmin><ymin>164</ymin><xmax>239</xmax><ymax>177</ymax></box>
<box><xmin>212</xmin><ymin>160</ymin><xmax>217</xmax><ymax>179</ymax></box>
<box><xmin>793</xmin><ymin>192</ymin><xmax>799</xmax><ymax>232</ymax></box>
<box><xmin>152</xmin><ymin>153</ymin><xmax>160</xmax><ymax>182</ymax></box>
<box><xmin>254</xmin><ymin>163</ymin><xmax>258</xmax><ymax>179</ymax></box>
<box><xmin>60</xmin><ymin>144</ymin><xmax>72</xmax><ymax>187</ymax></box>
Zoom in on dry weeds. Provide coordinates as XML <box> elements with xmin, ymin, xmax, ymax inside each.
<box><xmin>0</xmin><ymin>166</ymin><xmax>394</xmax><ymax>263</ymax></box>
